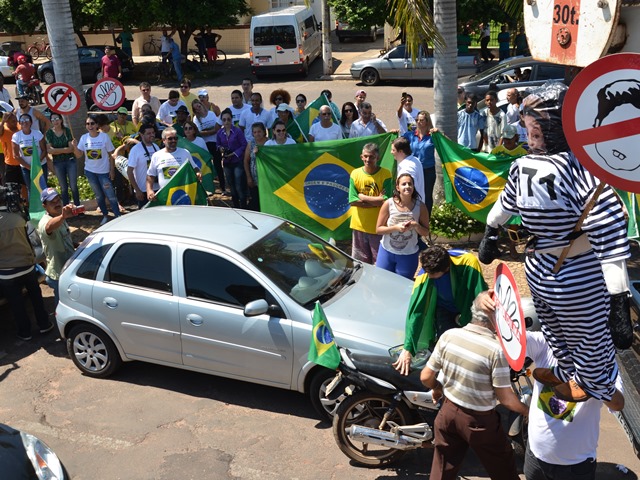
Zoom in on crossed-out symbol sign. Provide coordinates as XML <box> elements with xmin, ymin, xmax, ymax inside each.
<box><xmin>44</xmin><ymin>83</ymin><xmax>81</xmax><ymax>115</ymax></box>
<box><xmin>91</xmin><ymin>77</ymin><xmax>126</xmax><ymax>111</ymax></box>
<box><xmin>563</xmin><ymin>53</ymin><xmax>640</xmax><ymax>193</ymax></box>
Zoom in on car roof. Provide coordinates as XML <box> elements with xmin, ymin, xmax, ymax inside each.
<box><xmin>97</xmin><ymin>206</ymin><xmax>285</xmax><ymax>251</ymax></box>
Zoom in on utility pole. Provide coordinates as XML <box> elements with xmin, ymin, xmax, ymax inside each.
<box><xmin>321</xmin><ymin>0</ymin><xmax>333</xmax><ymax>75</ymax></box>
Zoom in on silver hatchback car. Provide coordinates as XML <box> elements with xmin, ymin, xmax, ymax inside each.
<box><xmin>57</xmin><ymin>206</ymin><xmax>412</xmax><ymax>419</ymax></box>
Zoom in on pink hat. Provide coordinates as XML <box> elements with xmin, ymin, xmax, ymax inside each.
<box><xmin>355</xmin><ymin>90</ymin><xmax>367</xmax><ymax>97</ymax></box>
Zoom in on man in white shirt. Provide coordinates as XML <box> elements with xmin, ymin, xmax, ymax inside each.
<box><xmin>349</xmin><ymin>102</ymin><xmax>387</xmax><ymax>138</ymax></box>
<box><xmin>239</xmin><ymin>92</ymin><xmax>271</xmax><ymax>142</ymax></box>
<box><xmin>392</xmin><ymin>137</ymin><xmax>424</xmax><ymax>204</ymax></box>
<box><xmin>308</xmin><ymin>105</ymin><xmax>342</xmax><ymax>142</ymax></box>
<box><xmin>132</xmin><ymin>82</ymin><xmax>161</xmax><ymax>127</ymax></box>
<box><xmin>146</xmin><ymin>127</ymin><xmax>199</xmax><ymax>199</ymax></box>
<box><xmin>127</xmin><ymin>123</ymin><xmax>159</xmax><ymax>208</ymax></box>
<box><xmin>223</xmin><ymin>89</ymin><xmax>250</xmax><ymax>127</ymax></box>
<box><xmin>157</xmin><ymin>90</ymin><xmax>186</xmax><ymax>126</ymax></box>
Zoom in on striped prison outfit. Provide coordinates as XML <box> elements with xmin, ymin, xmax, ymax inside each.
<box><xmin>487</xmin><ymin>152</ymin><xmax>630</xmax><ymax>401</ymax></box>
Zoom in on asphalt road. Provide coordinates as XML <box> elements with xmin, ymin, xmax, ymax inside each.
<box><xmin>2</xmin><ymin>37</ymin><xmax>640</xmax><ymax>479</ymax></box>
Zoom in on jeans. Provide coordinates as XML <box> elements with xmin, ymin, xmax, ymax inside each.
<box><xmin>53</xmin><ymin>158</ymin><xmax>80</xmax><ymax>206</ymax></box>
<box><xmin>524</xmin><ymin>444</ymin><xmax>596</xmax><ymax>480</ymax></box>
<box><xmin>224</xmin><ymin>164</ymin><xmax>247</xmax><ymax>208</ymax></box>
<box><xmin>0</xmin><ymin>268</ymin><xmax>50</xmax><ymax>337</ymax></box>
<box><xmin>172</xmin><ymin>56</ymin><xmax>183</xmax><ymax>82</ymax></box>
<box><xmin>45</xmin><ymin>275</ymin><xmax>59</xmax><ymax>307</ymax></box>
<box><xmin>84</xmin><ymin>170</ymin><xmax>121</xmax><ymax>218</ymax></box>
<box><xmin>21</xmin><ymin>163</ymin><xmax>48</xmax><ymax>197</ymax></box>
<box><xmin>375</xmin><ymin>245</ymin><xmax>419</xmax><ymax>280</ymax></box>
<box><xmin>17</xmin><ymin>79</ymin><xmax>27</xmax><ymax>96</ymax></box>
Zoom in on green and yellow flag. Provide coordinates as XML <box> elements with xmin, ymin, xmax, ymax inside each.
<box><xmin>295</xmin><ymin>94</ymin><xmax>331</xmax><ymax>140</ymax></box>
<box><xmin>432</xmin><ymin>132</ymin><xmax>523</xmax><ymax>224</ymax></box>
<box><xmin>146</xmin><ymin>161</ymin><xmax>208</xmax><ymax>207</ymax></box>
<box><xmin>177</xmin><ymin>137</ymin><xmax>216</xmax><ymax>194</ymax></box>
<box><xmin>616</xmin><ymin>189</ymin><xmax>640</xmax><ymax>243</ymax></box>
<box><xmin>29</xmin><ymin>139</ymin><xmax>46</xmax><ymax>226</ymax></box>
<box><xmin>308</xmin><ymin>301</ymin><xmax>340</xmax><ymax>370</ymax></box>
<box><xmin>257</xmin><ymin>132</ymin><xmax>396</xmax><ymax>240</ymax></box>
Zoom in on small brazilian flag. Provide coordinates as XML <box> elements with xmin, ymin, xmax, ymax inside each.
<box><xmin>257</xmin><ymin>132</ymin><xmax>396</xmax><ymax>241</ymax></box>
<box><xmin>308</xmin><ymin>301</ymin><xmax>340</xmax><ymax>370</ymax></box>
<box><xmin>295</xmin><ymin>94</ymin><xmax>331</xmax><ymax>140</ymax></box>
<box><xmin>177</xmin><ymin>137</ymin><xmax>215</xmax><ymax>194</ymax></box>
<box><xmin>146</xmin><ymin>161</ymin><xmax>207</xmax><ymax>207</ymax></box>
<box><xmin>29</xmin><ymin>139</ymin><xmax>46</xmax><ymax>226</ymax></box>
<box><xmin>432</xmin><ymin>132</ymin><xmax>522</xmax><ymax>224</ymax></box>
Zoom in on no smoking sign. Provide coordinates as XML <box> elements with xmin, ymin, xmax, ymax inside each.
<box><xmin>563</xmin><ymin>53</ymin><xmax>640</xmax><ymax>193</ymax></box>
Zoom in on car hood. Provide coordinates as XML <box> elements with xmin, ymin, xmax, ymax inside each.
<box><xmin>350</xmin><ymin>58</ymin><xmax>382</xmax><ymax>70</ymax></box>
<box><xmin>324</xmin><ymin>263</ymin><xmax>412</xmax><ymax>350</ymax></box>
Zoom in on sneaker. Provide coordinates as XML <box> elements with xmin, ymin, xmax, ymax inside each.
<box><xmin>17</xmin><ymin>333</ymin><xmax>32</xmax><ymax>341</ymax></box>
<box><xmin>100</xmin><ymin>216</ymin><xmax>109</xmax><ymax>226</ymax></box>
<box><xmin>40</xmin><ymin>323</ymin><xmax>55</xmax><ymax>334</ymax></box>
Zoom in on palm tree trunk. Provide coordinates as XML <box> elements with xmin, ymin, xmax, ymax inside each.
<box><xmin>41</xmin><ymin>0</ymin><xmax>87</xmax><ymax>160</ymax></box>
<box><xmin>432</xmin><ymin>0</ymin><xmax>457</xmax><ymax>205</ymax></box>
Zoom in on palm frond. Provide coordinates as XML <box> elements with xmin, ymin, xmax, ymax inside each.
<box><xmin>388</xmin><ymin>0</ymin><xmax>444</xmax><ymax>62</ymax></box>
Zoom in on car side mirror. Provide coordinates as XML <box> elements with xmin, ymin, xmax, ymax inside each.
<box><xmin>244</xmin><ymin>299</ymin><xmax>269</xmax><ymax>317</ymax></box>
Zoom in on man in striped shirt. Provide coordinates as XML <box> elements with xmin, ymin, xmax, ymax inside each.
<box><xmin>421</xmin><ymin>291</ymin><xmax>528</xmax><ymax>480</ymax></box>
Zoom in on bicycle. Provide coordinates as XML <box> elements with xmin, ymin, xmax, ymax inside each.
<box><xmin>27</xmin><ymin>37</ymin><xmax>51</xmax><ymax>60</ymax></box>
<box><xmin>145</xmin><ymin>56</ymin><xmax>177</xmax><ymax>84</ymax></box>
<box><xmin>142</xmin><ymin>35</ymin><xmax>161</xmax><ymax>56</ymax></box>
<box><xmin>188</xmin><ymin>48</ymin><xmax>226</xmax><ymax>67</ymax></box>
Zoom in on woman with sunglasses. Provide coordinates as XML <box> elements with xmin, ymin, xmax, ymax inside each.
<box><xmin>244</xmin><ymin>122</ymin><xmax>268</xmax><ymax>212</ymax></box>
<box><xmin>216</xmin><ymin>108</ymin><xmax>248</xmax><ymax>208</ymax></box>
<box><xmin>45</xmin><ymin>113</ymin><xmax>80</xmax><ymax>208</ymax></box>
<box><xmin>265</xmin><ymin>120</ymin><xmax>296</xmax><ymax>146</ymax></box>
<box><xmin>268</xmin><ymin>89</ymin><xmax>291</xmax><ymax>124</ymax></box>
<box><xmin>182</xmin><ymin>120</ymin><xmax>208</xmax><ymax>150</ymax></box>
<box><xmin>294</xmin><ymin>94</ymin><xmax>307</xmax><ymax>116</ymax></box>
<box><xmin>12</xmin><ymin>113</ymin><xmax>48</xmax><ymax>192</ymax></box>
<box><xmin>403</xmin><ymin>111</ymin><xmax>436</xmax><ymax>214</ymax></box>
<box><xmin>339</xmin><ymin>102</ymin><xmax>359</xmax><ymax>139</ymax></box>
<box><xmin>72</xmin><ymin>114</ymin><xmax>120</xmax><ymax>225</ymax></box>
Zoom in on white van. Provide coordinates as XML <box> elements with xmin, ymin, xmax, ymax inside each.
<box><xmin>249</xmin><ymin>6</ymin><xmax>322</xmax><ymax>78</ymax></box>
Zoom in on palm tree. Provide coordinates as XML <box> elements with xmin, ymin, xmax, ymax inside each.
<box><xmin>41</xmin><ymin>0</ymin><xmax>87</xmax><ymax>145</ymax></box>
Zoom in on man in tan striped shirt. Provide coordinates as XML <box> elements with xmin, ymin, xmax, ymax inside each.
<box><xmin>421</xmin><ymin>291</ymin><xmax>529</xmax><ymax>480</ymax></box>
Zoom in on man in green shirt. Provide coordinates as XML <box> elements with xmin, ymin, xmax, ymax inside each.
<box><xmin>37</xmin><ymin>187</ymin><xmax>76</xmax><ymax>306</ymax></box>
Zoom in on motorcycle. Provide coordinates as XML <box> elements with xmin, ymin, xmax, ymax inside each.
<box><xmin>16</xmin><ymin>75</ymin><xmax>43</xmax><ymax>106</ymax></box>
<box><xmin>329</xmin><ymin>346</ymin><xmax>534</xmax><ymax>467</ymax></box>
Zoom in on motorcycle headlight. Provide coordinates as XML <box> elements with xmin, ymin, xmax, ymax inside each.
<box><xmin>19</xmin><ymin>431</ymin><xmax>65</xmax><ymax>480</ymax></box>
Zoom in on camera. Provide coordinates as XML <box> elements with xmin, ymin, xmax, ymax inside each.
<box><xmin>0</xmin><ymin>182</ymin><xmax>24</xmax><ymax>214</ymax></box>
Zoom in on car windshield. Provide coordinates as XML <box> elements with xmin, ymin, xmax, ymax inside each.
<box><xmin>469</xmin><ymin>61</ymin><xmax>522</xmax><ymax>81</ymax></box>
<box><xmin>243</xmin><ymin>222</ymin><xmax>356</xmax><ymax>306</ymax></box>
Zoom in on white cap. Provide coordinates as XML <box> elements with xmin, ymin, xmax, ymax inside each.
<box><xmin>197</xmin><ymin>89</ymin><xmax>208</xmax><ymax>97</ymax></box>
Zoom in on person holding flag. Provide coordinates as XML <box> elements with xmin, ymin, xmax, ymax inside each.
<box><xmin>179</xmin><ymin>120</ymin><xmax>216</xmax><ymax>194</ymax></box>
<box><xmin>192</xmin><ymin>98</ymin><xmax>222</xmax><ymax>193</ymax></box>
<box><xmin>12</xmin><ymin>113</ymin><xmax>47</xmax><ymax>194</ymax></box>
<box><xmin>308</xmin><ymin>105</ymin><xmax>342</xmax><ymax>142</ymax></box>
<box><xmin>127</xmin><ymin>123</ymin><xmax>159</xmax><ymax>208</ymax></box>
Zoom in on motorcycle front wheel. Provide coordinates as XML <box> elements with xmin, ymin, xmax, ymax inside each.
<box><xmin>333</xmin><ymin>391</ymin><xmax>412</xmax><ymax>467</ymax></box>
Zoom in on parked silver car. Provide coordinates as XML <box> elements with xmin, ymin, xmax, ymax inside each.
<box><xmin>56</xmin><ymin>206</ymin><xmax>411</xmax><ymax>420</ymax></box>
<box><xmin>350</xmin><ymin>44</ymin><xmax>480</xmax><ymax>86</ymax></box>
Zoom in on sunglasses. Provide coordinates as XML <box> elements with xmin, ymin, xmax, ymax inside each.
<box><xmin>275</xmin><ymin>97</ymin><xmax>284</xmax><ymax>101</ymax></box>
<box><xmin>141</xmin><ymin>89</ymin><xmax>150</xmax><ymax>92</ymax></box>
<box><xmin>274</xmin><ymin>129</ymin><xmax>286</xmax><ymax>133</ymax></box>
<box><xmin>184</xmin><ymin>126</ymin><xmax>194</xmax><ymax>130</ymax></box>
<box><xmin>165</xmin><ymin>136</ymin><xmax>178</xmax><ymax>141</ymax></box>
<box><xmin>296</xmin><ymin>99</ymin><xmax>306</xmax><ymax>103</ymax></box>
<box><xmin>344</xmin><ymin>109</ymin><xmax>354</xmax><ymax>113</ymax></box>
<box><xmin>321</xmin><ymin>113</ymin><xmax>331</xmax><ymax>116</ymax></box>
<box><xmin>19</xmin><ymin>119</ymin><xmax>31</xmax><ymax>123</ymax></box>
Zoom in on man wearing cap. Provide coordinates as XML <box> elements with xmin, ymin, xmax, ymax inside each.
<box><xmin>101</xmin><ymin>46</ymin><xmax>122</xmax><ymax>79</ymax></box>
<box><xmin>309</xmin><ymin>105</ymin><xmax>342</xmax><ymax>142</ymax></box>
<box><xmin>491</xmin><ymin>125</ymin><xmax>527</xmax><ymax>156</ymax></box>
<box><xmin>157</xmin><ymin>90</ymin><xmax>187</xmax><ymax>127</ymax></box>
<box><xmin>349</xmin><ymin>102</ymin><xmax>387</xmax><ymax>138</ymax></box>
<box><xmin>132</xmin><ymin>82</ymin><xmax>161</xmax><ymax>128</ymax></box>
<box><xmin>239</xmin><ymin>92</ymin><xmax>271</xmax><ymax>142</ymax></box>
<box><xmin>37</xmin><ymin>187</ymin><xmax>76</xmax><ymax>307</ymax></box>
<box><xmin>109</xmin><ymin>107</ymin><xmax>136</xmax><ymax>148</ymax></box>
<box><xmin>146</xmin><ymin>127</ymin><xmax>200</xmax><ymax>201</ymax></box>
<box><xmin>354</xmin><ymin>90</ymin><xmax>367</xmax><ymax>113</ymax></box>
<box><xmin>172</xmin><ymin>105</ymin><xmax>190</xmax><ymax>137</ymax></box>
<box><xmin>197</xmin><ymin>89</ymin><xmax>221</xmax><ymax>115</ymax></box>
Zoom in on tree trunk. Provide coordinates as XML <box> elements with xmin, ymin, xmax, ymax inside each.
<box><xmin>432</xmin><ymin>0</ymin><xmax>457</xmax><ymax>206</ymax></box>
<box><xmin>42</xmin><ymin>0</ymin><xmax>87</xmax><ymax>171</ymax></box>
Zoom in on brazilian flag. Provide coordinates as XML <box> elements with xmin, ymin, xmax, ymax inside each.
<box><xmin>295</xmin><ymin>94</ymin><xmax>332</xmax><ymax>140</ymax></box>
<box><xmin>616</xmin><ymin>189</ymin><xmax>640</xmax><ymax>244</ymax></box>
<box><xmin>177</xmin><ymin>137</ymin><xmax>215</xmax><ymax>194</ymax></box>
<box><xmin>257</xmin><ymin>132</ymin><xmax>396</xmax><ymax>241</ymax></box>
<box><xmin>432</xmin><ymin>132</ymin><xmax>523</xmax><ymax>224</ymax></box>
<box><xmin>308</xmin><ymin>301</ymin><xmax>340</xmax><ymax>370</ymax></box>
<box><xmin>146</xmin><ymin>161</ymin><xmax>208</xmax><ymax>207</ymax></box>
<box><xmin>29</xmin><ymin>139</ymin><xmax>47</xmax><ymax>226</ymax></box>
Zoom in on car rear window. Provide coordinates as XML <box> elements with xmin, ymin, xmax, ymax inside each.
<box><xmin>76</xmin><ymin>243</ymin><xmax>114</xmax><ymax>280</ymax></box>
<box><xmin>253</xmin><ymin>26</ymin><xmax>296</xmax><ymax>49</ymax></box>
<box><xmin>105</xmin><ymin>243</ymin><xmax>172</xmax><ymax>293</ymax></box>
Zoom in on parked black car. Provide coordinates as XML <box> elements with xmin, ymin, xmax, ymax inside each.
<box><xmin>37</xmin><ymin>45</ymin><xmax>134</xmax><ymax>85</ymax></box>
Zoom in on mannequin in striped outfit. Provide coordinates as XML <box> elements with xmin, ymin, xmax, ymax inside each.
<box><xmin>479</xmin><ymin>82</ymin><xmax>631</xmax><ymax>404</ymax></box>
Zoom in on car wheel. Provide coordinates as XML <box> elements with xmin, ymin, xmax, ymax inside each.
<box><xmin>66</xmin><ymin>324</ymin><xmax>122</xmax><ymax>378</ymax></box>
<box><xmin>309</xmin><ymin>367</ymin><xmax>346</xmax><ymax>422</ymax></box>
<box><xmin>360</xmin><ymin>68</ymin><xmax>380</xmax><ymax>86</ymax></box>
<box><xmin>40</xmin><ymin>69</ymin><xmax>55</xmax><ymax>85</ymax></box>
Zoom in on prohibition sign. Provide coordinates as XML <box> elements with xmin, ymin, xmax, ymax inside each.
<box><xmin>493</xmin><ymin>263</ymin><xmax>527</xmax><ymax>371</ymax></box>
<box><xmin>562</xmin><ymin>53</ymin><xmax>640</xmax><ymax>193</ymax></box>
<box><xmin>91</xmin><ymin>77</ymin><xmax>126</xmax><ymax>111</ymax></box>
<box><xmin>44</xmin><ymin>82</ymin><xmax>81</xmax><ymax>115</ymax></box>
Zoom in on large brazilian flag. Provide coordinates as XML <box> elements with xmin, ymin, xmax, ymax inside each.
<box><xmin>145</xmin><ymin>161</ymin><xmax>208</xmax><ymax>207</ymax></box>
<box><xmin>257</xmin><ymin>133</ymin><xmax>396</xmax><ymax>241</ymax></box>
<box><xmin>432</xmin><ymin>131</ymin><xmax>523</xmax><ymax>224</ymax></box>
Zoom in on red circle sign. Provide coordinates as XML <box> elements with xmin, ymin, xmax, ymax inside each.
<box><xmin>562</xmin><ymin>53</ymin><xmax>640</xmax><ymax>193</ymax></box>
<box><xmin>493</xmin><ymin>263</ymin><xmax>527</xmax><ymax>371</ymax></box>
<box><xmin>44</xmin><ymin>82</ymin><xmax>81</xmax><ymax>115</ymax></box>
<box><xmin>91</xmin><ymin>77</ymin><xmax>126</xmax><ymax>111</ymax></box>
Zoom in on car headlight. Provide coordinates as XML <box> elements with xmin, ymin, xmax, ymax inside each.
<box><xmin>20</xmin><ymin>432</ymin><xmax>65</xmax><ymax>480</ymax></box>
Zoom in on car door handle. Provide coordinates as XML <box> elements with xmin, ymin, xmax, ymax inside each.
<box><xmin>103</xmin><ymin>297</ymin><xmax>118</xmax><ymax>309</ymax></box>
<box><xmin>187</xmin><ymin>314</ymin><xmax>203</xmax><ymax>326</ymax></box>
